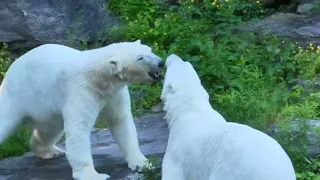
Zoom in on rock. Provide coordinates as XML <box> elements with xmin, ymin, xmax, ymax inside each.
<box><xmin>234</xmin><ymin>13</ymin><xmax>320</xmax><ymax>46</ymax></box>
<box><xmin>294</xmin><ymin>76</ymin><xmax>320</xmax><ymax>94</ymax></box>
<box><xmin>0</xmin><ymin>113</ymin><xmax>168</xmax><ymax>180</ymax></box>
<box><xmin>297</xmin><ymin>0</ymin><xmax>320</xmax><ymax>14</ymax></box>
<box><xmin>0</xmin><ymin>113</ymin><xmax>318</xmax><ymax>179</ymax></box>
<box><xmin>268</xmin><ymin>119</ymin><xmax>320</xmax><ymax>158</ymax></box>
<box><xmin>150</xmin><ymin>103</ymin><xmax>164</xmax><ymax>113</ymax></box>
<box><xmin>0</xmin><ymin>0</ymin><xmax>120</xmax><ymax>50</ymax></box>
<box><xmin>297</xmin><ymin>3</ymin><xmax>315</xmax><ymax>14</ymax></box>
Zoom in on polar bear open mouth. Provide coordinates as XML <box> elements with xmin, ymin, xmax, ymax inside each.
<box><xmin>148</xmin><ymin>71</ymin><xmax>163</xmax><ymax>80</ymax></box>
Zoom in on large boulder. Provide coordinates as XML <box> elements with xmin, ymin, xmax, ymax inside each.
<box><xmin>297</xmin><ymin>0</ymin><xmax>320</xmax><ymax>14</ymax></box>
<box><xmin>234</xmin><ymin>12</ymin><xmax>320</xmax><ymax>46</ymax></box>
<box><xmin>268</xmin><ymin>119</ymin><xmax>320</xmax><ymax>158</ymax></box>
<box><xmin>0</xmin><ymin>0</ymin><xmax>120</xmax><ymax>50</ymax></box>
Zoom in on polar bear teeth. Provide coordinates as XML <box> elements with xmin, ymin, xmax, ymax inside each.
<box><xmin>148</xmin><ymin>72</ymin><xmax>161</xmax><ymax>80</ymax></box>
<box><xmin>154</xmin><ymin>72</ymin><xmax>160</xmax><ymax>77</ymax></box>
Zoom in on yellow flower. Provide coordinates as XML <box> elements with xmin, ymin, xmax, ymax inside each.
<box><xmin>191</xmin><ymin>0</ymin><xmax>195</xmax><ymax>2</ymax></box>
<box><xmin>310</xmin><ymin>46</ymin><xmax>315</xmax><ymax>51</ymax></box>
<box><xmin>256</xmin><ymin>0</ymin><xmax>260</xmax><ymax>3</ymax></box>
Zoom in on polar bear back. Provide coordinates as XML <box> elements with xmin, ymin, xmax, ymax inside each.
<box><xmin>1</xmin><ymin>44</ymin><xmax>85</xmax><ymax>119</ymax></box>
<box><xmin>168</xmin><ymin>118</ymin><xmax>296</xmax><ymax>180</ymax></box>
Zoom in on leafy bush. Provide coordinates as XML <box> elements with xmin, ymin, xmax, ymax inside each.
<box><xmin>0</xmin><ymin>43</ymin><xmax>14</xmax><ymax>82</ymax></box>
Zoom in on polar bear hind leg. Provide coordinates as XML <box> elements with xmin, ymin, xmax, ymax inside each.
<box><xmin>29</xmin><ymin>121</ymin><xmax>65</xmax><ymax>159</ymax></box>
<box><xmin>0</xmin><ymin>96</ymin><xmax>23</xmax><ymax>144</ymax></box>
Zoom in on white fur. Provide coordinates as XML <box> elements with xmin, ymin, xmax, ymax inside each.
<box><xmin>0</xmin><ymin>40</ymin><xmax>164</xmax><ymax>180</ymax></box>
<box><xmin>160</xmin><ymin>54</ymin><xmax>296</xmax><ymax>180</ymax></box>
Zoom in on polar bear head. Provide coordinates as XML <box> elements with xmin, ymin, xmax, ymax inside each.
<box><xmin>98</xmin><ymin>40</ymin><xmax>165</xmax><ymax>84</ymax></box>
<box><xmin>161</xmin><ymin>54</ymin><xmax>209</xmax><ymax>101</ymax></box>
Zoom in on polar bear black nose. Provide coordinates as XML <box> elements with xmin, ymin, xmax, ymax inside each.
<box><xmin>158</xmin><ymin>60</ymin><xmax>165</xmax><ymax>68</ymax></box>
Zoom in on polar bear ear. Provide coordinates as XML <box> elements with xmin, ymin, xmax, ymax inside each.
<box><xmin>133</xmin><ymin>39</ymin><xmax>141</xmax><ymax>44</ymax></box>
<box><xmin>109</xmin><ymin>59</ymin><xmax>123</xmax><ymax>76</ymax></box>
<box><xmin>110</xmin><ymin>60</ymin><xmax>117</xmax><ymax>66</ymax></box>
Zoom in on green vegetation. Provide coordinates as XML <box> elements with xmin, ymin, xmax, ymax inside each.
<box><xmin>108</xmin><ymin>0</ymin><xmax>320</xmax><ymax>179</ymax></box>
<box><xmin>0</xmin><ymin>0</ymin><xmax>319</xmax><ymax>179</ymax></box>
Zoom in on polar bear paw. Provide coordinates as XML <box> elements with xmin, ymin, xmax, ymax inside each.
<box><xmin>35</xmin><ymin>145</ymin><xmax>65</xmax><ymax>159</ymax></box>
<box><xmin>127</xmin><ymin>154</ymin><xmax>153</xmax><ymax>171</ymax></box>
<box><xmin>73</xmin><ymin>169</ymin><xmax>110</xmax><ymax>180</ymax></box>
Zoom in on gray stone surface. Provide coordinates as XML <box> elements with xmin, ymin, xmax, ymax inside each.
<box><xmin>269</xmin><ymin>120</ymin><xmax>320</xmax><ymax>158</ymax></box>
<box><xmin>0</xmin><ymin>113</ymin><xmax>168</xmax><ymax>180</ymax></box>
<box><xmin>234</xmin><ymin>12</ymin><xmax>320</xmax><ymax>46</ymax></box>
<box><xmin>0</xmin><ymin>112</ymin><xmax>318</xmax><ymax>180</ymax></box>
<box><xmin>0</xmin><ymin>0</ymin><xmax>120</xmax><ymax>50</ymax></box>
<box><xmin>294</xmin><ymin>75</ymin><xmax>320</xmax><ymax>94</ymax></box>
<box><xmin>297</xmin><ymin>0</ymin><xmax>319</xmax><ymax>14</ymax></box>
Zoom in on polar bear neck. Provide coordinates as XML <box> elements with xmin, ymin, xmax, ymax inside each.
<box><xmin>163</xmin><ymin>92</ymin><xmax>225</xmax><ymax>128</ymax></box>
<box><xmin>81</xmin><ymin>46</ymin><xmax>116</xmax><ymax>73</ymax></box>
<box><xmin>74</xmin><ymin>46</ymin><xmax>129</xmax><ymax>98</ymax></box>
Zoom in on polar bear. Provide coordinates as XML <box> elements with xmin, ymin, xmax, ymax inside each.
<box><xmin>160</xmin><ymin>54</ymin><xmax>296</xmax><ymax>180</ymax></box>
<box><xmin>0</xmin><ymin>40</ymin><xmax>165</xmax><ymax>180</ymax></box>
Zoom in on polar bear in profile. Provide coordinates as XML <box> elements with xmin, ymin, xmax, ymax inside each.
<box><xmin>160</xmin><ymin>54</ymin><xmax>296</xmax><ymax>180</ymax></box>
<box><xmin>0</xmin><ymin>40</ymin><xmax>165</xmax><ymax>180</ymax></box>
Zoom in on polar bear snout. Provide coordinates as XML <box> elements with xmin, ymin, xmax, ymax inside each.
<box><xmin>158</xmin><ymin>60</ymin><xmax>165</xmax><ymax>68</ymax></box>
<box><xmin>123</xmin><ymin>54</ymin><xmax>165</xmax><ymax>84</ymax></box>
<box><xmin>146</xmin><ymin>56</ymin><xmax>165</xmax><ymax>81</ymax></box>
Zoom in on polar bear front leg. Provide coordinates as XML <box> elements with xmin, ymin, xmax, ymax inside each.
<box><xmin>101</xmin><ymin>87</ymin><xmax>150</xmax><ymax>171</ymax></box>
<box><xmin>63</xmin><ymin>94</ymin><xmax>110</xmax><ymax>180</ymax></box>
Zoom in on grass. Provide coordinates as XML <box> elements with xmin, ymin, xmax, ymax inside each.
<box><xmin>0</xmin><ymin>126</ymin><xmax>32</xmax><ymax>159</ymax></box>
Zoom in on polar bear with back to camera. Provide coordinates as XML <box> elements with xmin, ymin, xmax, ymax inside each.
<box><xmin>0</xmin><ymin>40</ymin><xmax>165</xmax><ymax>180</ymax></box>
<box><xmin>160</xmin><ymin>54</ymin><xmax>296</xmax><ymax>180</ymax></box>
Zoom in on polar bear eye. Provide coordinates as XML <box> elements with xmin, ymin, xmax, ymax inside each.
<box><xmin>137</xmin><ymin>56</ymin><xmax>144</xmax><ymax>61</ymax></box>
